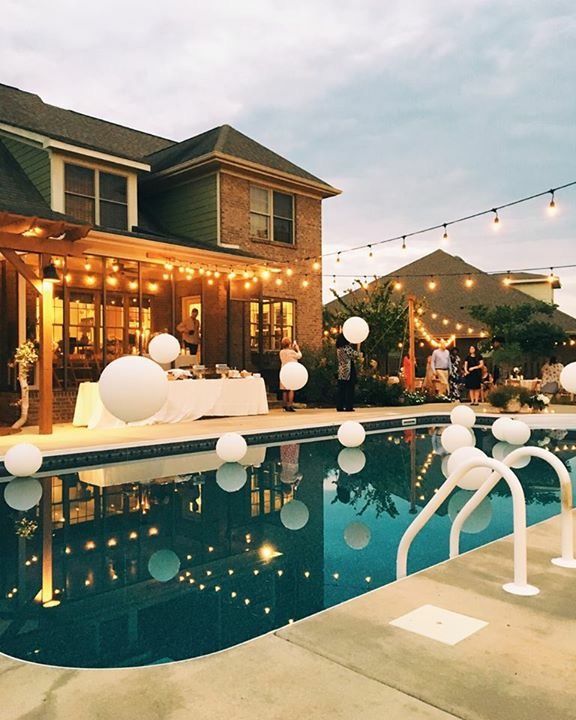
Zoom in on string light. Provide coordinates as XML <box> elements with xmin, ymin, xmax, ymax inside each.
<box><xmin>548</xmin><ymin>190</ymin><xmax>557</xmax><ymax>215</ymax></box>
<box><xmin>394</xmin><ymin>278</ymin><xmax>403</xmax><ymax>291</ymax></box>
<box><xmin>464</xmin><ymin>275</ymin><xmax>474</xmax><ymax>288</ymax></box>
<box><xmin>302</xmin><ymin>279</ymin><xmax>309</xmax><ymax>288</ymax></box>
<box><xmin>492</xmin><ymin>209</ymin><xmax>500</xmax><ymax>229</ymax></box>
<box><xmin>427</xmin><ymin>277</ymin><xmax>437</xmax><ymax>290</ymax></box>
<box><xmin>261</xmin><ymin>269</ymin><xmax>271</xmax><ymax>280</ymax></box>
<box><xmin>402</xmin><ymin>236</ymin><xmax>406</xmax><ymax>250</ymax></box>
<box><xmin>336</xmin><ymin>252</ymin><xmax>341</xmax><ymax>263</ymax></box>
<box><xmin>368</xmin><ymin>245</ymin><xmax>373</xmax><ymax>258</ymax></box>
<box><xmin>442</xmin><ymin>224</ymin><xmax>448</xmax><ymax>242</ymax></box>
<box><xmin>275</xmin><ymin>278</ymin><xmax>283</xmax><ymax>286</ymax></box>
<box><xmin>107</xmin><ymin>276</ymin><xmax>118</xmax><ymax>287</ymax></box>
<box><xmin>312</xmin><ymin>260</ymin><xmax>321</xmax><ymax>271</ymax></box>
<box><xmin>86</xmin><ymin>275</ymin><xmax>96</xmax><ymax>286</ymax></box>
<box><xmin>285</xmin><ymin>268</ymin><xmax>293</xmax><ymax>277</ymax></box>
<box><xmin>128</xmin><ymin>279</ymin><xmax>137</xmax><ymax>290</ymax></box>
<box><xmin>228</xmin><ymin>272</ymin><xmax>236</xmax><ymax>280</ymax></box>
<box><xmin>84</xmin><ymin>260</ymin><xmax>92</xmax><ymax>271</ymax></box>
<box><xmin>503</xmin><ymin>273</ymin><xmax>512</xmax><ymax>286</ymax></box>
<box><xmin>111</xmin><ymin>261</ymin><xmax>119</xmax><ymax>272</ymax></box>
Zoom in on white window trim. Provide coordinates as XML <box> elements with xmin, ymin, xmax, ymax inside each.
<box><xmin>249</xmin><ymin>185</ymin><xmax>294</xmax><ymax>245</ymax></box>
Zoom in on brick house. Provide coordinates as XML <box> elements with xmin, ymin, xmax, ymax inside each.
<box><xmin>0</xmin><ymin>84</ymin><xmax>339</xmax><ymax>426</ymax></box>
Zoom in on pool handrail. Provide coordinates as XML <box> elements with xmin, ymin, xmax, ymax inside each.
<box><xmin>396</xmin><ymin>456</ymin><xmax>540</xmax><ymax>596</ymax></box>
<box><xmin>450</xmin><ymin>446</ymin><xmax>576</xmax><ymax>569</ymax></box>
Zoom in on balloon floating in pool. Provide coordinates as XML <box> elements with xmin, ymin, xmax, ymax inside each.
<box><xmin>148</xmin><ymin>549</ymin><xmax>181</xmax><ymax>583</ymax></box>
<box><xmin>4</xmin><ymin>442</ymin><xmax>43</xmax><ymax>477</ymax></box>
<box><xmin>216</xmin><ymin>433</ymin><xmax>247</xmax><ymax>463</ymax></box>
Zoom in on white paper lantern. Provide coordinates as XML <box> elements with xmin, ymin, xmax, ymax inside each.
<box><xmin>344</xmin><ymin>521</ymin><xmax>372</xmax><ymax>550</ymax></box>
<box><xmin>148</xmin><ymin>549</ymin><xmax>180</xmax><ymax>582</ymax></box>
<box><xmin>337</xmin><ymin>448</ymin><xmax>366</xmax><ymax>475</ymax></box>
<box><xmin>502</xmin><ymin>419</ymin><xmax>531</xmax><ymax>446</ymax></box>
<box><xmin>4</xmin><ymin>443</ymin><xmax>43</xmax><ymax>477</ymax></box>
<box><xmin>279</xmin><ymin>362</ymin><xmax>309</xmax><ymax>391</ymax></box>
<box><xmin>4</xmin><ymin>477</ymin><xmax>43</xmax><ymax>510</ymax></box>
<box><xmin>215</xmin><ymin>433</ymin><xmax>247</xmax><ymax>463</ymax></box>
<box><xmin>342</xmin><ymin>316</ymin><xmax>370</xmax><ymax>344</ymax></box>
<box><xmin>492</xmin><ymin>442</ymin><xmax>531</xmax><ymax>469</ymax></box>
<box><xmin>337</xmin><ymin>421</ymin><xmax>366</xmax><ymax>448</ymax></box>
<box><xmin>148</xmin><ymin>333</ymin><xmax>180</xmax><ymax>364</ymax></box>
<box><xmin>491</xmin><ymin>416</ymin><xmax>515</xmax><ymax>442</ymax></box>
<box><xmin>216</xmin><ymin>463</ymin><xmax>248</xmax><ymax>492</ymax></box>
<box><xmin>450</xmin><ymin>405</ymin><xmax>476</xmax><ymax>428</ymax></box>
<box><xmin>560</xmin><ymin>362</ymin><xmax>576</xmax><ymax>393</ymax></box>
<box><xmin>441</xmin><ymin>424</ymin><xmax>475</xmax><ymax>454</ymax></box>
<box><xmin>280</xmin><ymin>499</ymin><xmax>309</xmax><ymax>530</ymax></box>
<box><xmin>446</xmin><ymin>446</ymin><xmax>490</xmax><ymax>490</ymax></box>
<box><xmin>99</xmin><ymin>355</ymin><xmax>168</xmax><ymax>423</ymax></box>
<box><xmin>448</xmin><ymin>490</ymin><xmax>492</xmax><ymax>534</ymax></box>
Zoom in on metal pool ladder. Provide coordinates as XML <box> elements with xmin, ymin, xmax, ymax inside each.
<box><xmin>396</xmin><ymin>451</ymin><xmax>576</xmax><ymax>597</ymax></box>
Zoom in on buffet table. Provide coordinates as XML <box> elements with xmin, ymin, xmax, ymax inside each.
<box><xmin>73</xmin><ymin>377</ymin><xmax>269</xmax><ymax>430</ymax></box>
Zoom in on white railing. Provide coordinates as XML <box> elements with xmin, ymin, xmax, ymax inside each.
<box><xmin>396</xmin><ymin>456</ymin><xmax>540</xmax><ymax>596</ymax></box>
<box><xmin>450</xmin><ymin>446</ymin><xmax>575</xmax><ymax>569</ymax></box>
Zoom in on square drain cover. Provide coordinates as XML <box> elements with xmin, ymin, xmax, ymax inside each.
<box><xmin>389</xmin><ymin>604</ymin><xmax>488</xmax><ymax>646</ymax></box>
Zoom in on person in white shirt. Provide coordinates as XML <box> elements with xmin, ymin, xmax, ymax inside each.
<box><xmin>279</xmin><ymin>337</ymin><xmax>302</xmax><ymax>412</ymax></box>
<box><xmin>430</xmin><ymin>339</ymin><xmax>452</xmax><ymax>397</ymax></box>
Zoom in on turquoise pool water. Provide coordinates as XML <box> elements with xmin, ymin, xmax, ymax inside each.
<box><xmin>0</xmin><ymin>425</ymin><xmax>574</xmax><ymax>668</ymax></box>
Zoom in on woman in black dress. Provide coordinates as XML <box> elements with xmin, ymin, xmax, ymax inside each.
<box><xmin>464</xmin><ymin>345</ymin><xmax>483</xmax><ymax>406</ymax></box>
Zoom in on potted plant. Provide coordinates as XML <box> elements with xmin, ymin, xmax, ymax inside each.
<box><xmin>487</xmin><ymin>385</ymin><xmax>531</xmax><ymax>413</ymax></box>
<box><xmin>527</xmin><ymin>393</ymin><xmax>551</xmax><ymax>412</ymax></box>
<box><xmin>9</xmin><ymin>340</ymin><xmax>38</xmax><ymax>430</ymax></box>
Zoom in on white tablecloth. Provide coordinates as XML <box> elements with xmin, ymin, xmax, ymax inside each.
<box><xmin>73</xmin><ymin>378</ymin><xmax>269</xmax><ymax>430</ymax></box>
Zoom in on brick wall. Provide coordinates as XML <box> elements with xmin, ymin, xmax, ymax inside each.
<box><xmin>0</xmin><ymin>389</ymin><xmax>78</xmax><ymax>425</ymax></box>
<box><xmin>219</xmin><ymin>172</ymin><xmax>324</xmax><ymax>353</ymax></box>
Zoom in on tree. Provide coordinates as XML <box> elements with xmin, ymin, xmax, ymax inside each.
<box><xmin>325</xmin><ymin>281</ymin><xmax>407</xmax><ymax>374</ymax></box>
<box><xmin>468</xmin><ymin>302</ymin><xmax>567</xmax><ymax>370</ymax></box>
<box><xmin>9</xmin><ymin>341</ymin><xmax>38</xmax><ymax>430</ymax></box>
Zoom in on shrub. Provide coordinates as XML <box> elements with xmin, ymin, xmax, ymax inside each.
<box><xmin>487</xmin><ymin>385</ymin><xmax>531</xmax><ymax>410</ymax></box>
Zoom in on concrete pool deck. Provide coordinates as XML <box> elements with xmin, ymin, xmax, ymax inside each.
<box><xmin>1</xmin><ymin>512</ymin><xmax>574</xmax><ymax>719</ymax></box>
<box><xmin>1</xmin><ymin>402</ymin><xmax>575</xmax><ymax>459</ymax></box>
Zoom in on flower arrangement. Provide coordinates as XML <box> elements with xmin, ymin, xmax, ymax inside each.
<box><xmin>14</xmin><ymin>517</ymin><xmax>38</xmax><ymax>539</ymax></box>
<box><xmin>401</xmin><ymin>390</ymin><xmax>426</xmax><ymax>405</ymax></box>
<box><xmin>528</xmin><ymin>393</ymin><xmax>551</xmax><ymax>411</ymax></box>
<box><xmin>9</xmin><ymin>341</ymin><xmax>38</xmax><ymax>430</ymax></box>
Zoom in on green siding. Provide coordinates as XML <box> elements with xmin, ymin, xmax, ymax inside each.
<box><xmin>147</xmin><ymin>173</ymin><xmax>218</xmax><ymax>244</ymax></box>
<box><xmin>2</xmin><ymin>137</ymin><xmax>51</xmax><ymax>204</ymax></box>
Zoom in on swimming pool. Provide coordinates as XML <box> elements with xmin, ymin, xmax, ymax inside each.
<box><xmin>0</xmin><ymin>425</ymin><xmax>574</xmax><ymax>668</ymax></box>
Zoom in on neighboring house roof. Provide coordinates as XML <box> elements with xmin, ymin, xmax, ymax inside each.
<box><xmin>0</xmin><ymin>83</ymin><xmax>173</xmax><ymax>161</ymax></box>
<box><xmin>324</xmin><ymin>249</ymin><xmax>576</xmax><ymax>335</ymax></box>
<box><xmin>0</xmin><ymin>139</ymin><xmax>72</xmax><ymax>222</ymax></box>
<box><xmin>146</xmin><ymin>124</ymin><xmax>337</xmax><ymax>190</ymax></box>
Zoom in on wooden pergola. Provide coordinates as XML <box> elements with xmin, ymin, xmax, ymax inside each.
<box><xmin>0</xmin><ymin>211</ymin><xmax>91</xmax><ymax>434</ymax></box>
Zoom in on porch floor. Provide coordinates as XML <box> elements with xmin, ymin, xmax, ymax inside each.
<box><xmin>1</xmin><ymin>403</ymin><xmax>576</xmax><ymax>459</ymax></box>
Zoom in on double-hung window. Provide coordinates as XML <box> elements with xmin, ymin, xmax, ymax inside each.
<box><xmin>249</xmin><ymin>186</ymin><xmax>294</xmax><ymax>244</ymax></box>
<box><xmin>64</xmin><ymin>164</ymin><xmax>128</xmax><ymax>230</ymax></box>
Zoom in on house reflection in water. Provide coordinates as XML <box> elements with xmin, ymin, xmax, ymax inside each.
<box><xmin>0</xmin><ymin>445</ymin><xmax>324</xmax><ymax>668</ymax></box>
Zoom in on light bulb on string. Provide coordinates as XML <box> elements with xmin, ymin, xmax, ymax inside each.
<box><xmin>442</xmin><ymin>224</ymin><xmax>448</xmax><ymax>243</ymax></box>
<box><xmin>312</xmin><ymin>259</ymin><xmax>321</xmax><ymax>271</ymax></box>
<box><xmin>261</xmin><ymin>269</ymin><xmax>271</xmax><ymax>280</ymax></box>
<box><xmin>401</xmin><ymin>236</ymin><xmax>406</xmax><ymax>250</ymax></box>
<box><xmin>394</xmin><ymin>278</ymin><xmax>403</xmax><ymax>291</ymax></box>
<box><xmin>285</xmin><ymin>268</ymin><xmax>293</xmax><ymax>277</ymax></box>
<box><xmin>275</xmin><ymin>278</ymin><xmax>283</xmax><ymax>287</ymax></box>
<box><xmin>503</xmin><ymin>273</ymin><xmax>512</xmax><ymax>286</ymax></box>
<box><xmin>302</xmin><ymin>279</ymin><xmax>309</xmax><ymax>288</ymax></box>
<box><xmin>368</xmin><ymin>245</ymin><xmax>373</xmax><ymax>258</ymax></box>
<box><xmin>465</xmin><ymin>275</ymin><xmax>474</xmax><ymax>288</ymax></box>
<box><xmin>548</xmin><ymin>190</ymin><xmax>557</xmax><ymax>215</ymax></box>
<box><xmin>547</xmin><ymin>268</ymin><xmax>556</xmax><ymax>284</ymax></box>
<box><xmin>492</xmin><ymin>209</ymin><xmax>500</xmax><ymax>229</ymax></box>
<box><xmin>336</xmin><ymin>252</ymin><xmax>341</xmax><ymax>264</ymax></box>
<box><xmin>427</xmin><ymin>276</ymin><xmax>437</xmax><ymax>290</ymax></box>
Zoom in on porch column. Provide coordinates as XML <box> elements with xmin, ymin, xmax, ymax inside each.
<box><xmin>39</xmin><ymin>277</ymin><xmax>54</xmax><ymax>434</ymax></box>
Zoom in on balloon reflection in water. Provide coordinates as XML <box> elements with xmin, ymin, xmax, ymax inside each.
<box><xmin>344</xmin><ymin>521</ymin><xmax>372</xmax><ymax>550</ymax></box>
<box><xmin>280</xmin><ymin>499</ymin><xmax>309</xmax><ymax>530</ymax></box>
<box><xmin>216</xmin><ymin>463</ymin><xmax>248</xmax><ymax>492</ymax></box>
<box><xmin>148</xmin><ymin>550</ymin><xmax>181</xmax><ymax>582</ymax></box>
<box><xmin>4</xmin><ymin>477</ymin><xmax>43</xmax><ymax>511</ymax></box>
<box><xmin>448</xmin><ymin>490</ymin><xmax>492</xmax><ymax>534</ymax></box>
<box><xmin>338</xmin><ymin>448</ymin><xmax>366</xmax><ymax>475</ymax></box>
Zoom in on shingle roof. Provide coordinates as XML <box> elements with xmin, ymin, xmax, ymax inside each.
<box><xmin>0</xmin><ymin>84</ymin><xmax>173</xmax><ymax>161</ymax></box>
<box><xmin>0</xmin><ymin>139</ymin><xmax>72</xmax><ymax>222</ymax></box>
<box><xmin>325</xmin><ymin>249</ymin><xmax>576</xmax><ymax>334</ymax></box>
<box><xmin>146</xmin><ymin>124</ymin><xmax>337</xmax><ymax>189</ymax></box>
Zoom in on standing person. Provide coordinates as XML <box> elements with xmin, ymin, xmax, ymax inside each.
<box><xmin>430</xmin><ymin>339</ymin><xmax>452</xmax><ymax>397</ymax></box>
<box><xmin>540</xmin><ymin>356</ymin><xmax>564</xmax><ymax>395</ymax></box>
<box><xmin>480</xmin><ymin>364</ymin><xmax>494</xmax><ymax>403</ymax></box>
<box><xmin>279</xmin><ymin>337</ymin><xmax>302</xmax><ymax>412</ymax></box>
<box><xmin>402</xmin><ymin>353</ymin><xmax>414</xmax><ymax>388</ymax></box>
<box><xmin>464</xmin><ymin>345</ymin><xmax>484</xmax><ymax>405</ymax></box>
<box><xmin>422</xmin><ymin>354</ymin><xmax>436</xmax><ymax>395</ymax></box>
<box><xmin>177</xmin><ymin>307</ymin><xmax>201</xmax><ymax>356</ymax></box>
<box><xmin>336</xmin><ymin>333</ymin><xmax>361</xmax><ymax>412</ymax></box>
<box><xmin>448</xmin><ymin>346</ymin><xmax>462</xmax><ymax>401</ymax></box>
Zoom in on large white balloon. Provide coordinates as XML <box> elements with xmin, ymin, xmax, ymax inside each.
<box><xmin>99</xmin><ymin>356</ymin><xmax>168</xmax><ymax>423</ymax></box>
<box><xmin>216</xmin><ymin>463</ymin><xmax>248</xmax><ymax>492</ymax></box>
<box><xmin>502</xmin><ymin>419</ymin><xmax>531</xmax><ymax>446</ymax></box>
<box><xmin>279</xmin><ymin>362</ymin><xmax>309</xmax><ymax>391</ymax></box>
<box><xmin>280</xmin><ymin>499</ymin><xmax>309</xmax><ymax>530</ymax></box>
<box><xmin>492</xmin><ymin>442</ymin><xmax>531</xmax><ymax>469</ymax></box>
<box><xmin>450</xmin><ymin>405</ymin><xmax>476</xmax><ymax>428</ymax></box>
<box><xmin>342</xmin><ymin>317</ymin><xmax>370</xmax><ymax>344</ymax></box>
<box><xmin>491</xmin><ymin>416</ymin><xmax>515</xmax><ymax>442</ymax></box>
<box><xmin>148</xmin><ymin>333</ymin><xmax>180</xmax><ymax>364</ymax></box>
<box><xmin>4</xmin><ymin>443</ymin><xmax>43</xmax><ymax>477</ymax></box>
<box><xmin>560</xmin><ymin>362</ymin><xmax>576</xmax><ymax>393</ymax></box>
<box><xmin>441</xmin><ymin>455</ymin><xmax>451</xmax><ymax>478</ymax></box>
<box><xmin>446</xmin><ymin>447</ymin><xmax>490</xmax><ymax>490</ymax></box>
<box><xmin>148</xmin><ymin>550</ymin><xmax>181</xmax><ymax>582</ymax></box>
<box><xmin>448</xmin><ymin>490</ymin><xmax>492</xmax><ymax>534</ymax></box>
<box><xmin>4</xmin><ymin>477</ymin><xmax>43</xmax><ymax>510</ymax></box>
<box><xmin>338</xmin><ymin>448</ymin><xmax>366</xmax><ymax>475</ymax></box>
<box><xmin>215</xmin><ymin>433</ymin><xmax>247</xmax><ymax>463</ymax></box>
<box><xmin>344</xmin><ymin>521</ymin><xmax>372</xmax><ymax>550</ymax></box>
<box><xmin>441</xmin><ymin>424</ymin><xmax>475</xmax><ymax>454</ymax></box>
<box><xmin>337</xmin><ymin>421</ymin><xmax>366</xmax><ymax>448</ymax></box>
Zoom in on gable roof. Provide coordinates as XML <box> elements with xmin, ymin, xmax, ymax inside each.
<box><xmin>0</xmin><ymin>84</ymin><xmax>173</xmax><ymax>161</ymax></box>
<box><xmin>325</xmin><ymin>249</ymin><xmax>576</xmax><ymax>335</ymax></box>
<box><xmin>0</xmin><ymin>139</ymin><xmax>72</xmax><ymax>222</ymax></box>
<box><xmin>146</xmin><ymin>124</ymin><xmax>338</xmax><ymax>190</ymax></box>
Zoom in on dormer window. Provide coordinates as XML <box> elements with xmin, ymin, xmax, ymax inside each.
<box><xmin>64</xmin><ymin>163</ymin><xmax>128</xmax><ymax>230</ymax></box>
<box><xmin>250</xmin><ymin>186</ymin><xmax>294</xmax><ymax>245</ymax></box>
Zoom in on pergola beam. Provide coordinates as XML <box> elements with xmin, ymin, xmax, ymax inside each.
<box><xmin>0</xmin><ymin>231</ymin><xmax>88</xmax><ymax>257</ymax></box>
<box><xmin>0</xmin><ymin>248</ymin><xmax>42</xmax><ymax>295</ymax></box>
